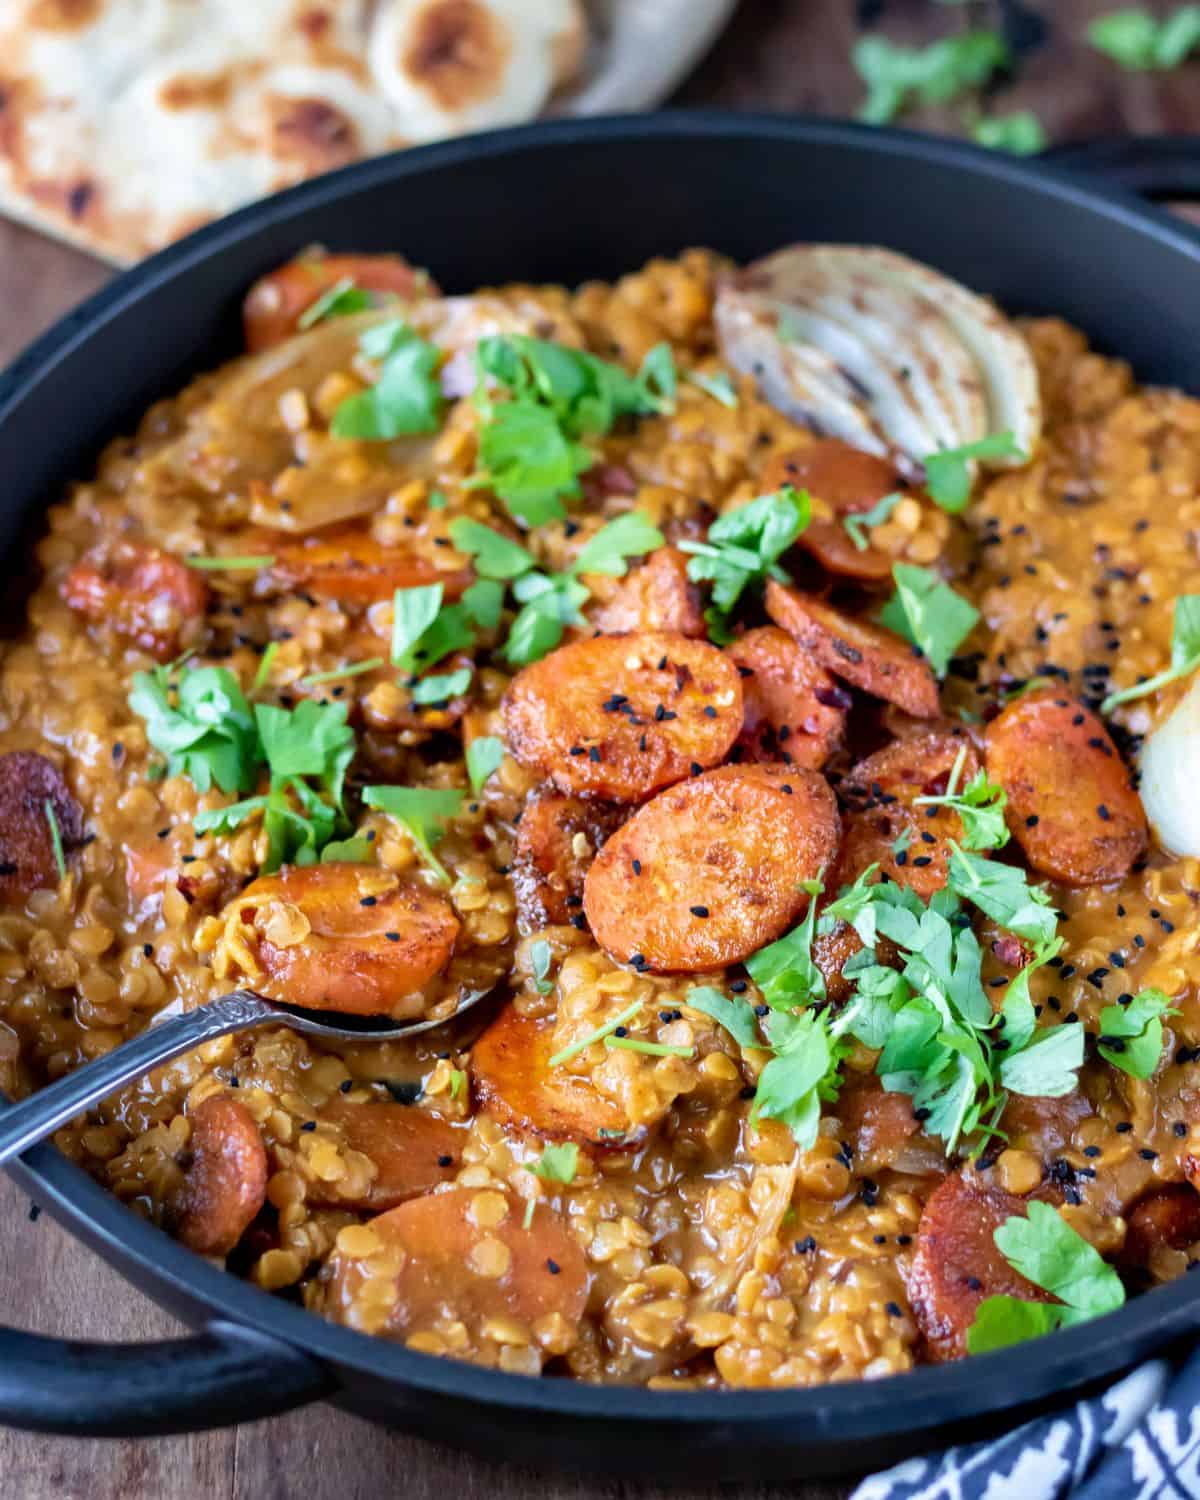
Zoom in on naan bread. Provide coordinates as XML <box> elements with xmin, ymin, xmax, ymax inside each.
<box><xmin>0</xmin><ymin>0</ymin><xmax>587</xmax><ymax>265</ymax></box>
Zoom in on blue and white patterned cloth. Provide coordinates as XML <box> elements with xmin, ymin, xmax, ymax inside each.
<box><xmin>852</xmin><ymin>1352</ymin><xmax>1200</xmax><ymax>1500</ymax></box>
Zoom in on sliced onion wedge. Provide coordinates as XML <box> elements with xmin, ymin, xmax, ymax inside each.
<box><xmin>1139</xmin><ymin>674</ymin><xmax>1200</xmax><ymax>857</ymax></box>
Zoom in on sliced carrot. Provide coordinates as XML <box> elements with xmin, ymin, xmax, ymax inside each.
<box><xmin>0</xmin><ymin>751</ymin><xmax>85</xmax><ymax>900</ymax></box>
<box><xmin>232</xmin><ymin>864</ymin><xmax>459</xmax><ymax>1018</ymax></box>
<box><xmin>175</xmin><ymin>1095</ymin><xmax>268</xmax><ymax>1257</ymax></box>
<box><xmin>62</xmin><ymin>540</ymin><xmax>208</xmax><ymax>660</ymax></box>
<box><xmin>985</xmin><ymin>692</ymin><xmax>1147</xmax><ymax>887</ymax></box>
<box><xmin>908</xmin><ymin>1169</ymin><xmax>1049</xmax><ymax>1362</ymax></box>
<box><xmin>1120</xmin><ymin>1184</ymin><xmax>1200</xmax><ymax>1267</ymax></box>
<box><xmin>503</xmin><ymin>631</ymin><xmax>742</xmax><ymax>803</ymax></box>
<box><xmin>471</xmin><ymin>1005</ymin><xmax>635</xmax><ymax>1148</ymax></box>
<box><xmin>512</xmin><ymin>791</ymin><xmax>623</xmax><ymax>930</ymax></box>
<box><xmin>308</xmin><ymin>1100</ymin><xmax>462</xmax><ymax>1212</ymax></box>
<box><xmin>588</xmin><ymin>547</ymin><xmax>705</xmax><ymax>638</ymax></box>
<box><xmin>834</xmin><ymin>730</ymin><xmax>981</xmax><ymax>899</ymax></box>
<box><xmin>766</xmin><ymin>580</ymin><xmax>940</xmax><ymax>719</ymax></box>
<box><xmin>836</xmin><ymin>1078</ymin><xmax>919</xmax><ymax>1176</ymax></box>
<box><xmin>583</xmin><ymin>763</ymin><xmax>840</xmax><ymax>973</ymax></box>
<box><xmin>261</xmin><ymin>525</ymin><xmax>472</xmax><ymax>606</ymax></box>
<box><xmin>242</xmin><ymin>253</ymin><xmax>434</xmax><ymax>353</ymax></box>
<box><xmin>727</xmin><ymin>625</ymin><xmax>848</xmax><ymax>770</ymax></box>
<box><xmin>319</xmin><ymin>1187</ymin><xmax>589</xmax><ymax>1347</ymax></box>
<box><xmin>762</xmin><ymin>440</ymin><xmax>902</xmax><ymax>582</ymax></box>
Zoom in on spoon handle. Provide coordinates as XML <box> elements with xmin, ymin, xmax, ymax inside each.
<box><xmin>0</xmin><ymin>991</ymin><xmax>273</xmax><ymax>1169</ymax></box>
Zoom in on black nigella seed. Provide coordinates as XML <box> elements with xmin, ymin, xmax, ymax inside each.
<box><xmin>795</xmin><ymin>1236</ymin><xmax>817</xmax><ymax>1254</ymax></box>
<box><xmin>438</xmin><ymin>1154</ymin><xmax>453</xmax><ymax>1166</ymax></box>
<box><xmin>301</xmin><ymin>1121</ymin><xmax>317</xmax><ymax>1133</ymax></box>
<box><xmin>360</xmin><ymin>895</ymin><xmax>377</xmax><ymax>907</ymax></box>
<box><xmin>547</xmin><ymin>1258</ymin><xmax>561</xmax><ymax>1275</ymax></box>
<box><xmin>690</xmin><ymin>905</ymin><xmax>710</xmax><ymax>918</ymax></box>
<box><xmin>1139</xmin><ymin>1148</ymin><xmax>1158</xmax><ymax>1161</ymax></box>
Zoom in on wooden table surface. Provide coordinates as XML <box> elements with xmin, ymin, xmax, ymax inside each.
<box><xmin>3</xmin><ymin>2</ymin><xmax>1200</xmax><ymax>1496</ymax></box>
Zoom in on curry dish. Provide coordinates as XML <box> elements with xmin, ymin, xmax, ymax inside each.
<box><xmin>2</xmin><ymin>245</ymin><xmax>1199</xmax><ymax>1388</ymax></box>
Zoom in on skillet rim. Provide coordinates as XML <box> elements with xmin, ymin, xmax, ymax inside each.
<box><xmin>4</xmin><ymin>108</ymin><xmax>1200</xmax><ymax>1438</ymax></box>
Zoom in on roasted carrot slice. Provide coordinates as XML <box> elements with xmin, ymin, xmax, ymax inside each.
<box><xmin>261</xmin><ymin>525</ymin><xmax>472</xmax><ymax>606</ymax></box>
<box><xmin>62</xmin><ymin>540</ymin><xmax>208</xmax><ymax>660</ymax></box>
<box><xmin>512</xmin><ymin>791</ymin><xmax>623</xmax><ymax>930</ymax></box>
<box><xmin>588</xmin><ymin>547</ymin><xmax>705</xmax><ymax>637</ymax></box>
<box><xmin>727</xmin><ymin>625</ymin><xmax>848</xmax><ymax>769</ymax></box>
<box><xmin>766</xmin><ymin>580</ymin><xmax>939</xmax><ymax>719</ymax></box>
<box><xmin>762</xmin><ymin>440</ymin><xmax>902</xmax><ymax>582</ymax></box>
<box><xmin>985</xmin><ymin>693</ymin><xmax>1147</xmax><ymax>887</ymax></box>
<box><xmin>834</xmin><ymin>730</ymin><xmax>981</xmax><ymax>899</ymax></box>
<box><xmin>175</xmin><ymin>1095</ymin><xmax>268</xmax><ymax>1257</ymax></box>
<box><xmin>231</xmin><ymin>864</ymin><xmax>459</xmax><ymax>1018</ymax></box>
<box><xmin>318</xmin><ymin>1187</ymin><xmax>589</xmax><ymax>1348</ymax></box>
<box><xmin>583</xmin><ymin>763</ymin><xmax>840</xmax><ymax>973</ymax></box>
<box><xmin>836</xmin><ymin>1078</ymin><xmax>919</xmax><ymax>1176</ymax></box>
<box><xmin>0</xmin><ymin>751</ymin><xmax>85</xmax><ymax>901</ymax></box>
<box><xmin>503</xmin><ymin>631</ymin><xmax>742</xmax><ymax>803</ymax></box>
<box><xmin>307</xmin><ymin>1100</ymin><xmax>462</xmax><ymax>1212</ymax></box>
<box><xmin>242</xmin><ymin>253</ymin><xmax>434</xmax><ymax>352</ymax></box>
<box><xmin>1120</xmin><ymin>1184</ymin><xmax>1200</xmax><ymax>1268</ymax></box>
<box><xmin>471</xmin><ymin>1006</ymin><xmax>635</xmax><ymax>1148</ymax></box>
<box><xmin>908</xmin><ymin>1169</ymin><xmax>1049</xmax><ymax>1362</ymax></box>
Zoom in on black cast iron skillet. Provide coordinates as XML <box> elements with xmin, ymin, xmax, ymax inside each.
<box><xmin>2</xmin><ymin>115</ymin><xmax>1200</xmax><ymax>1482</ymax></box>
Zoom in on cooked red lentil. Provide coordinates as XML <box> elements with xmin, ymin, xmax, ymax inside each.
<box><xmin>2</xmin><ymin>247</ymin><xmax>1199</xmax><ymax>1388</ymax></box>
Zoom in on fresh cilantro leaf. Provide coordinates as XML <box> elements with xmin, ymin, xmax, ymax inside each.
<box><xmin>947</xmin><ymin>844</ymin><xmax>1058</xmax><ymax>944</ymax></box>
<box><xmin>298</xmin><ymin>277</ymin><xmax>372</xmax><ymax>329</ymax></box>
<box><xmin>966</xmin><ymin>1295</ymin><xmax>1066</xmax><ymax>1353</ymax></box>
<box><xmin>844</xmin><ymin>491</ymin><xmax>902</xmax><ymax>552</ymax></box>
<box><xmin>411</xmin><ymin>666</ymin><xmax>472</xmax><ymax>705</ymax></box>
<box><xmin>529</xmin><ymin>938</ymin><xmax>554</xmax><ymax>996</ymax></box>
<box><xmin>999</xmin><ymin>1019</ymin><xmax>1085</xmax><ymax>1098</ymax></box>
<box><xmin>923</xmin><ymin>432</ymin><xmax>1025</xmax><ymax>514</ymax></box>
<box><xmin>1102</xmin><ymin>593</ymin><xmax>1200</xmax><ymax>711</ymax></box>
<box><xmin>462</xmin><ymin>578</ymin><xmax>505</xmax><ymax>629</ymax></box>
<box><xmin>686</xmin><ymin>369</ymin><xmax>738</xmax><ymax>408</ymax></box>
<box><xmin>320</xmin><ymin>835</ymin><xmax>376</xmax><ymax>863</ymax></box>
<box><xmin>636</xmin><ymin>343</ymin><xmax>678</xmax><ymax>414</ymax></box>
<box><xmin>745</xmin><ymin>882</ymin><xmax>826</xmax><ymax>1010</ymax></box>
<box><xmin>914</xmin><ymin>768</ymin><xmax>1011</xmax><ymax>851</ymax></box>
<box><xmin>526</xmin><ymin>1141</ymin><xmax>578</xmax><ymax>1184</ymax></box>
<box><xmin>1089</xmin><ymin>6</ymin><xmax>1200</xmax><ymax>69</ymax></box>
<box><xmin>129</xmin><ymin>664</ymin><xmax>260</xmax><ymax>795</ymax></box>
<box><xmin>680</xmin><ymin>487</ymin><xmax>810</xmax><ymax>633</ymax></box>
<box><xmin>571</xmin><ymin>513</ymin><xmax>665</xmax><ymax>578</ymax></box>
<box><xmin>880</xmin><ymin>563</ymin><xmax>980</xmax><ymax>675</ymax></box>
<box><xmin>855</xmin><ymin>30</ymin><xmax>1010</xmax><ymax>124</ymax></box>
<box><xmin>362</xmin><ymin>785</ymin><xmax>465</xmax><ymax>883</ymax></box>
<box><xmin>255</xmin><ymin>699</ymin><xmax>355</xmax><ymax>809</ymax></box>
<box><xmin>465</xmin><ymin>735</ymin><xmax>505</xmax><ymax>794</ymax></box>
<box><xmin>391</xmin><ymin>584</ymin><xmax>445</xmax><ymax>670</ymax></box>
<box><xmin>331</xmin><ymin>321</ymin><xmax>443</xmax><ymax>440</ymax></box>
<box><xmin>972</xmin><ymin>111</ymin><xmax>1048</xmax><ymax>155</ymax></box>
<box><xmin>503</xmin><ymin>575</ymin><xmax>589</xmax><ymax>667</ymax></box>
<box><xmin>1097</xmin><ymin>987</ymin><xmax>1176</xmax><ymax>1078</ymax></box>
<box><xmin>474</xmin><ymin>399</ymin><xmax>592</xmax><ymax>526</ymax></box>
<box><xmin>685</xmin><ymin>985</ymin><xmax>764</xmax><ymax>1050</ymax></box>
<box><xmin>753</xmin><ymin>1008</ymin><xmax>844</xmax><ymax>1150</ymax></box>
<box><xmin>836</xmin><ymin>951</ymin><xmax>911</xmax><ymax>1048</ymax></box>
<box><xmin>446</xmin><ymin>519</ymin><xmax>537</xmax><ymax>580</ymax></box>
<box><xmin>822</xmin><ymin>864</ymin><xmax>882</xmax><ymax>947</ymax></box>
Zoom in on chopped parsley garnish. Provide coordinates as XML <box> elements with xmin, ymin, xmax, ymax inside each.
<box><xmin>548</xmin><ymin>999</ymin><xmax>643</xmax><ymax>1068</ymax></box>
<box><xmin>680</xmin><ymin>487</ymin><xmax>810</xmax><ymax>642</ymax></box>
<box><xmin>529</xmin><ymin>938</ymin><xmax>554</xmax><ymax>995</ymax></box>
<box><xmin>526</xmin><ymin>1141</ymin><xmax>578</xmax><ymax>1184</ymax></box>
<box><xmin>465</xmin><ymin>735</ymin><xmax>505</xmax><ymax>794</ymax></box>
<box><xmin>331</xmin><ymin>320</ymin><xmax>443</xmax><ymax>441</ymax></box>
<box><xmin>843</xmin><ymin>491</ymin><xmax>902</xmax><ymax>552</ymax></box>
<box><xmin>947</xmin><ymin>843</ymin><xmax>1059</xmax><ymax>944</ymax></box>
<box><xmin>913</xmin><ymin>762</ymin><xmax>1011</xmax><ymax>852</ymax></box>
<box><xmin>361</xmin><ymin>785</ymin><xmax>465</xmax><ymax>884</ymax></box>
<box><xmin>1088</xmin><ymin>6</ymin><xmax>1200</xmax><ymax>70</ymax></box>
<box><xmin>686</xmin><ymin>370</ymin><xmax>738</xmax><ymax>408</ymax></box>
<box><xmin>1102</xmin><ymin>594</ymin><xmax>1200</xmax><ymax>711</ymax></box>
<box><xmin>44</xmin><ymin>800</ymin><xmax>66</xmax><ymax>882</ymax></box>
<box><xmin>129</xmin><ymin>664</ymin><xmax>261</xmax><ymax>795</ymax></box>
<box><xmin>446</xmin><ymin>519</ymin><xmax>538</xmax><ymax>580</ymax></box>
<box><xmin>686</xmin><ymin>986</ymin><xmax>764</xmax><ymax>1050</ymax></box>
<box><xmin>390</xmin><ymin>584</ymin><xmax>446</xmax><ymax>670</ymax></box>
<box><xmin>184</xmin><ymin>554</ymin><xmax>276</xmax><ymax>571</ymax></box>
<box><xmin>470</xmin><ymin>334</ymin><xmax>675</xmax><ymax>526</ymax></box>
<box><xmin>854</xmin><ymin>30</ymin><xmax>1010</xmax><ymax>124</ymax></box>
<box><xmin>966</xmin><ymin>1202</ymin><xmax>1126</xmax><ymax>1354</ymax></box>
<box><xmin>298</xmin><ymin>277</ymin><xmax>373</xmax><ymax>329</ymax></box>
<box><xmin>879</xmin><ymin>563</ymin><xmax>980</xmax><ymax>675</ymax></box>
<box><xmin>924</xmin><ymin>431</ymin><xmax>1025</xmax><ymax>514</ymax></box>
<box><xmin>410</xmin><ymin>666</ymin><xmax>472</xmax><ymax>705</ymax></box>
<box><xmin>571</xmin><ymin>511</ymin><xmax>666</xmax><ymax>577</ymax></box>
<box><xmin>1097</xmin><ymin>987</ymin><xmax>1176</xmax><ymax>1078</ymax></box>
<box><xmin>972</xmin><ymin>112</ymin><xmax>1048</xmax><ymax>156</ymax></box>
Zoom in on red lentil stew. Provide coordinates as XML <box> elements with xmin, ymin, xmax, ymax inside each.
<box><xmin>2</xmin><ymin>242</ymin><xmax>1199</xmax><ymax>1388</ymax></box>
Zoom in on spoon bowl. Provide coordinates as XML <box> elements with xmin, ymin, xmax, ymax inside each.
<box><xmin>0</xmin><ymin>985</ymin><xmax>495</xmax><ymax>1170</ymax></box>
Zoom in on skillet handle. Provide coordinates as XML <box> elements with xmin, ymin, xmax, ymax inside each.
<box><xmin>0</xmin><ymin>1319</ymin><xmax>332</xmax><ymax>1435</ymax></box>
<box><xmin>1044</xmin><ymin>136</ymin><xmax>1200</xmax><ymax>204</ymax></box>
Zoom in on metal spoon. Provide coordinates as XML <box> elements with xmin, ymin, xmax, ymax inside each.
<box><xmin>0</xmin><ymin>987</ymin><xmax>494</xmax><ymax>1169</ymax></box>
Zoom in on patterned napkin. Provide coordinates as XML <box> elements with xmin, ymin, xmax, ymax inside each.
<box><xmin>853</xmin><ymin>1353</ymin><xmax>1200</xmax><ymax>1499</ymax></box>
